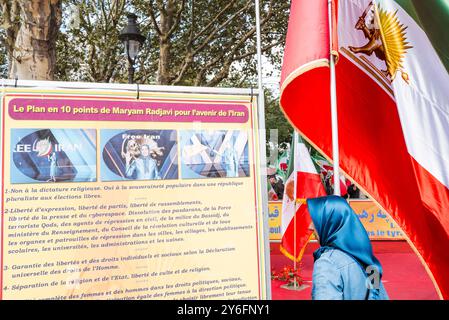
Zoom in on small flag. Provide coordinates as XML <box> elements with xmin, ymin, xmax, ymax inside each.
<box><xmin>280</xmin><ymin>134</ymin><xmax>326</xmax><ymax>261</ymax></box>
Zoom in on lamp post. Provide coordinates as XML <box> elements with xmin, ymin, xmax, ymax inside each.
<box><xmin>119</xmin><ymin>13</ymin><xmax>146</xmax><ymax>84</ymax></box>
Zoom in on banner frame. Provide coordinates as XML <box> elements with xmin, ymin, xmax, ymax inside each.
<box><xmin>0</xmin><ymin>79</ymin><xmax>258</xmax><ymax>96</ymax></box>
<box><xmin>0</xmin><ymin>78</ymin><xmax>271</xmax><ymax>300</ymax></box>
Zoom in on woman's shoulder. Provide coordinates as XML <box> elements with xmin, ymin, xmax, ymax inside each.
<box><xmin>316</xmin><ymin>248</ymin><xmax>362</xmax><ymax>270</ymax></box>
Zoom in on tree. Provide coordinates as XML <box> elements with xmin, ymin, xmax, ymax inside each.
<box><xmin>0</xmin><ymin>29</ymin><xmax>7</xmax><ymax>78</ymax></box>
<box><xmin>136</xmin><ymin>0</ymin><xmax>289</xmax><ymax>86</ymax></box>
<box><xmin>1</xmin><ymin>0</ymin><xmax>62</xmax><ymax>80</ymax></box>
<box><xmin>2</xmin><ymin>1</ymin><xmax>290</xmax><ymax>86</ymax></box>
<box><xmin>264</xmin><ymin>89</ymin><xmax>293</xmax><ymax>164</ymax></box>
<box><xmin>54</xmin><ymin>0</ymin><xmax>289</xmax><ymax>86</ymax></box>
<box><xmin>0</xmin><ymin>1</ymin><xmax>19</xmax><ymax>78</ymax></box>
<box><xmin>57</xmin><ymin>0</ymin><xmax>129</xmax><ymax>82</ymax></box>
<box><xmin>265</xmin><ymin>90</ymin><xmax>293</xmax><ymax>147</ymax></box>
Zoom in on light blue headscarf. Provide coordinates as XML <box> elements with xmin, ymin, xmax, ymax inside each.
<box><xmin>307</xmin><ymin>195</ymin><xmax>383</xmax><ymax>278</ymax></box>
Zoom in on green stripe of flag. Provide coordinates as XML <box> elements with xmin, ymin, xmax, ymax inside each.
<box><xmin>394</xmin><ymin>0</ymin><xmax>449</xmax><ymax>73</ymax></box>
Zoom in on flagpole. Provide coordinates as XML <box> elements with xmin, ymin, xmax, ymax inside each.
<box><xmin>328</xmin><ymin>0</ymin><xmax>341</xmax><ymax>196</ymax></box>
<box><xmin>254</xmin><ymin>0</ymin><xmax>273</xmax><ymax>299</ymax></box>
<box><xmin>254</xmin><ymin>0</ymin><xmax>263</xmax><ymax>94</ymax></box>
<box><xmin>293</xmin><ymin>131</ymin><xmax>298</xmax><ymax>290</ymax></box>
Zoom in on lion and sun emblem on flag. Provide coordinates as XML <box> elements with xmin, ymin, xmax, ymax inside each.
<box><xmin>342</xmin><ymin>1</ymin><xmax>412</xmax><ymax>91</ymax></box>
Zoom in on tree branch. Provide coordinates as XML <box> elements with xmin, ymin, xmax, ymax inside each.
<box><xmin>155</xmin><ymin>0</ymin><xmax>166</xmax><ymax>15</ymax></box>
<box><xmin>170</xmin><ymin>0</ymin><xmax>197</xmax><ymax>85</ymax></box>
<box><xmin>193</xmin><ymin>0</ymin><xmax>236</xmax><ymax>40</ymax></box>
<box><xmin>167</xmin><ymin>0</ymin><xmax>185</xmax><ymax>37</ymax></box>
<box><xmin>233</xmin><ymin>38</ymin><xmax>284</xmax><ymax>61</ymax></box>
<box><xmin>148</xmin><ymin>1</ymin><xmax>162</xmax><ymax>35</ymax></box>
<box><xmin>203</xmin><ymin>0</ymin><xmax>278</xmax><ymax>86</ymax></box>
<box><xmin>193</xmin><ymin>0</ymin><xmax>252</xmax><ymax>56</ymax></box>
<box><xmin>194</xmin><ymin>36</ymin><xmax>238</xmax><ymax>86</ymax></box>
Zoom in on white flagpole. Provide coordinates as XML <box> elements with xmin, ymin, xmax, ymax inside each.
<box><xmin>254</xmin><ymin>0</ymin><xmax>272</xmax><ymax>299</ymax></box>
<box><xmin>328</xmin><ymin>0</ymin><xmax>341</xmax><ymax>196</ymax></box>
<box><xmin>254</xmin><ymin>0</ymin><xmax>264</xmax><ymax>94</ymax></box>
<box><xmin>293</xmin><ymin>131</ymin><xmax>298</xmax><ymax>289</ymax></box>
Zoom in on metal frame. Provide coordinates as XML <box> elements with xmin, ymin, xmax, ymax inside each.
<box><xmin>0</xmin><ymin>79</ymin><xmax>258</xmax><ymax>96</ymax></box>
<box><xmin>254</xmin><ymin>0</ymin><xmax>272</xmax><ymax>299</ymax></box>
<box><xmin>255</xmin><ymin>89</ymin><xmax>272</xmax><ymax>300</ymax></box>
<box><xmin>0</xmin><ymin>78</ymin><xmax>272</xmax><ymax>300</ymax></box>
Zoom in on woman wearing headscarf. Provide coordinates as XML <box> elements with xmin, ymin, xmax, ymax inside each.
<box><xmin>307</xmin><ymin>195</ymin><xmax>389</xmax><ymax>300</ymax></box>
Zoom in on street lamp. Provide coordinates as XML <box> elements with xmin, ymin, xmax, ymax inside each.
<box><xmin>119</xmin><ymin>13</ymin><xmax>146</xmax><ymax>84</ymax></box>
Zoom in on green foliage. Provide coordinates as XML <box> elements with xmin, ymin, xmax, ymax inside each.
<box><xmin>265</xmin><ymin>90</ymin><xmax>293</xmax><ymax>147</ymax></box>
<box><xmin>0</xmin><ymin>29</ymin><xmax>6</xmax><ymax>78</ymax></box>
<box><xmin>0</xmin><ymin>9</ymin><xmax>8</xmax><ymax>78</ymax></box>
<box><xmin>264</xmin><ymin>89</ymin><xmax>293</xmax><ymax>166</ymax></box>
<box><xmin>53</xmin><ymin>0</ymin><xmax>289</xmax><ymax>86</ymax></box>
<box><xmin>56</xmin><ymin>0</ymin><xmax>129</xmax><ymax>82</ymax></box>
<box><xmin>1</xmin><ymin>0</ymin><xmax>290</xmax><ymax>86</ymax></box>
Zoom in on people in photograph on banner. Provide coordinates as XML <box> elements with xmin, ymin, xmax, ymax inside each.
<box><xmin>101</xmin><ymin>129</ymin><xmax>178</xmax><ymax>181</ymax></box>
<box><xmin>125</xmin><ymin>144</ymin><xmax>160</xmax><ymax>180</ymax></box>
<box><xmin>180</xmin><ymin>130</ymin><xmax>250</xmax><ymax>179</ymax></box>
<box><xmin>222</xmin><ymin>142</ymin><xmax>239</xmax><ymax>178</ymax></box>
<box><xmin>47</xmin><ymin>152</ymin><xmax>58</xmax><ymax>182</ymax></box>
<box><xmin>11</xmin><ymin>128</ymin><xmax>97</xmax><ymax>183</ymax></box>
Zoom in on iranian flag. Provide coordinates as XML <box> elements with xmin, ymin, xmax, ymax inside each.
<box><xmin>280</xmin><ymin>0</ymin><xmax>449</xmax><ymax>298</ymax></box>
<box><xmin>276</xmin><ymin>151</ymin><xmax>289</xmax><ymax>182</ymax></box>
<box><xmin>280</xmin><ymin>134</ymin><xmax>326</xmax><ymax>261</ymax></box>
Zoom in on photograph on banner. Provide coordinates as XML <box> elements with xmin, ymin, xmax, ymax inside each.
<box><xmin>101</xmin><ymin>129</ymin><xmax>178</xmax><ymax>181</ymax></box>
<box><xmin>180</xmin><ymin>130</ymin><xmax>250</xmax><ymax>179</ymax></box>
<box><xmin>11</xmin><ymin>128</ymin><xmax>97</xmax><ymax>183</ymax></box>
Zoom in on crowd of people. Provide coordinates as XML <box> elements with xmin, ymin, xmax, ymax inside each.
<box><xmin>268</xmin><ymin>175</ymin><xmax>285</xmax><ymax>200</ymax></box>
<box><xmin>267</xmin><ymin>173</ymin><xmax>364</xmax><ymax>201</ymax></box>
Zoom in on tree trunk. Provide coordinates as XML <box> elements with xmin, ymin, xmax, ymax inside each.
<box><xmin>157</xmin><ymin>1</ymin><xmax>175</xmax><ymax>85</ymax></box>
<box><xmin>158</xmin><ymin>38</ymin><xmax>171</xmax><ymax>85</ymax></box>
<box><xmin>9</xmin><ymin>0</ymin><xmax>61</xmax><ymax>80</ymax></box>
